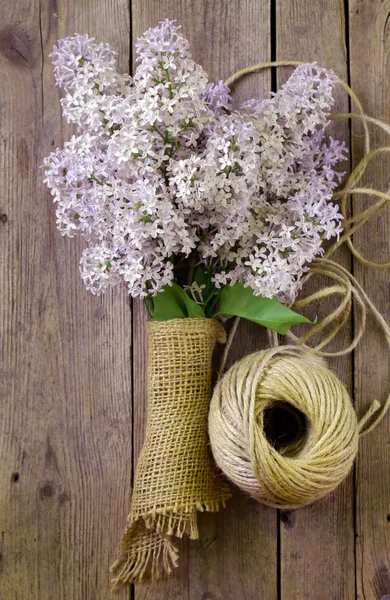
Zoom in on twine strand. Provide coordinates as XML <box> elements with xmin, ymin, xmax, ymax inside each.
<box><xmin>219</xmin><ymin>316</ymin><xmax>240</xmax><ymax>375</ymax></box>
<box><xmin>288</xmin><ymin>258</ymin><xmax>390</xmax><ymax>436</ymax></box>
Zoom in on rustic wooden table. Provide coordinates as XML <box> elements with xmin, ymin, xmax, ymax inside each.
<box><xmin>1</xmin><ymin>1</ymin><xmax>389</xmax><ymax>598</ymax></box>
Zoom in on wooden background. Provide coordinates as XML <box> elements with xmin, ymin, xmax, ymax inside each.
<box><xmin>1</xmin><ymin>0</ymin><xmax>389</xmax><ymax>598</ymax></box>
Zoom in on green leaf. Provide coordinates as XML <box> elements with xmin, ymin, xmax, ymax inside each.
<box><xmin>213</xmin><ymin>282</ymin><xmax>312</xmax><ymax>334</ymax></box>
<box><xmin>151</xmin><ymin>282</ymin><xmax>205</xmax><ymax>321</ymax></box>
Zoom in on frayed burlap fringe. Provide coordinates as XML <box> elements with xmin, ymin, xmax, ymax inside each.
<box><xmin>111</xmin><ymin>318</ymin><xmax>231</xmax><ymax>589</ymax></box>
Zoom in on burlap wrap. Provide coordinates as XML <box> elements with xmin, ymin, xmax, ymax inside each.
<box><xmin>111</xmin><ymin>318</ymin><xmax>231</xmax><ymax>588</ymax></box>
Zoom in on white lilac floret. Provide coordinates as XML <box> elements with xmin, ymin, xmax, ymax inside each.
<box><xmin>43</xmin><ymin>19</ymin><xmax>347</xmax><ymax>303</ymax></box>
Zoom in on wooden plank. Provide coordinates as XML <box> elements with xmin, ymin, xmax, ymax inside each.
<box><xmin>349</xmin><ymin>2</ymin><xmax>390</xmax><ymax>599</ymax></box>
<box><xmin>0</xmin><ymin>2</ymin><xmax>132</xmax><ymax>598</ymax></box>
<box><xmin>131</xmin><ymin>3</ymin><xmax>278</xmax><ymax>599</ymax></box>
<box><xmin>276</xmin><ymin>1</ymin><xmax>356</xmax><ymax>599</ymax></box>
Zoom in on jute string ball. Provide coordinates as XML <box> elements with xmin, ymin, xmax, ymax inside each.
<box><xmin>209</xmin><ymin>346</ymin><xmax>360</xmax><ymax>509</ymax></box>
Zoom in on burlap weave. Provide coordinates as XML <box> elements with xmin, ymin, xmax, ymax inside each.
<box><xmin>111</xmin><ymin>318</ymin><xmax>231</xmax><ymax>588</ymax></box>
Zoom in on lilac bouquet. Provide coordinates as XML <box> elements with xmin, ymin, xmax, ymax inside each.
<box><xmin>43</xmin><ymin>19</ymin><xmax>347</xmax><ymax>330</ymax></box>
<box><xmin>42</xmin><ymin>21</ymin><xmax>351</xmax><ymax>585</ymax></box>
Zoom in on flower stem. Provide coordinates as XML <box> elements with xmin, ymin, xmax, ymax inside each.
<box><xmin>206</xmin><ymin>292</ymin><xmax>220</xmax><ymax>318</ymax></box>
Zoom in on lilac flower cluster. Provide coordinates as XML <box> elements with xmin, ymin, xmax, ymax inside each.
<box><xmin>43</xmin><ymin>20</ymin><xmax>347</xmax><ymax>302</ymax></box>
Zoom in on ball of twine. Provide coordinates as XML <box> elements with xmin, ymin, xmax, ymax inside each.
<box><xmin>209</xmin><ymin>347</ymin><xmax>360</xmax><ymax>509</ymax></box>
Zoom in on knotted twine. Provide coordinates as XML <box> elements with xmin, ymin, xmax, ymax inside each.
<box><xmin>111</xmin><ymin>318</ymin><xmax>231</xmax><ymax>588</ymax></box>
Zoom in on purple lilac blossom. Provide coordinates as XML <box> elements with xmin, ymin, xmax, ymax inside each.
<box><xmin>200</xmin><ymin>81</ymin><xmax>232</xmax><ymax>115</ymax></box>
<box><xmin>43</xmin><ymin>19</ymin><xmax>347</xmax><ymax>303</ymax></box>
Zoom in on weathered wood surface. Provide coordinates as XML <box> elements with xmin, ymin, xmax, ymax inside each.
<box><xmin>0</xmin><ymin>1</ymin><xmax>389</xmax><ymax>599</ymax></box>
<box><xmin>0</xmin><ymin>2</ymin><xmax>132</xmax><ymax>599</ymax></box>
<box><xmin>276</xmin><ymin>2</ymin><xmax>356</xmax><ymax>600</ymax></box>
<box><xmin>350</xmin><ymin>2</ymin><xmax>390</xmax><ymax>599</ymax></box>
<box><xmin>132</xmin><ymin>3</ymin><xmax>278</xmax><ymax>600</ymax></box>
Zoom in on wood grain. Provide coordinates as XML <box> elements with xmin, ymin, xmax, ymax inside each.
<box><xmin>276</xmin><ymin>1</ymin><xmax>356</xmax><ymax>599</ymax></box>
<box><xmin>0</xmin><ymin>1</ymin><xmax>132</xmax><ymax>599</ymax></box>
<box><xmin>1</xmin><ymin>1</ymin><xmax>389</xmax><ymax>598</ymax></box>
<box><xmin>349</xmin><ymin>2</ymin><xmax>390</xmax><ymax>599</ymax></box>
<box><xmin>131</xmin><ymin>3</ymin><xmax>277</xmax><ymax>599</ymax></box>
